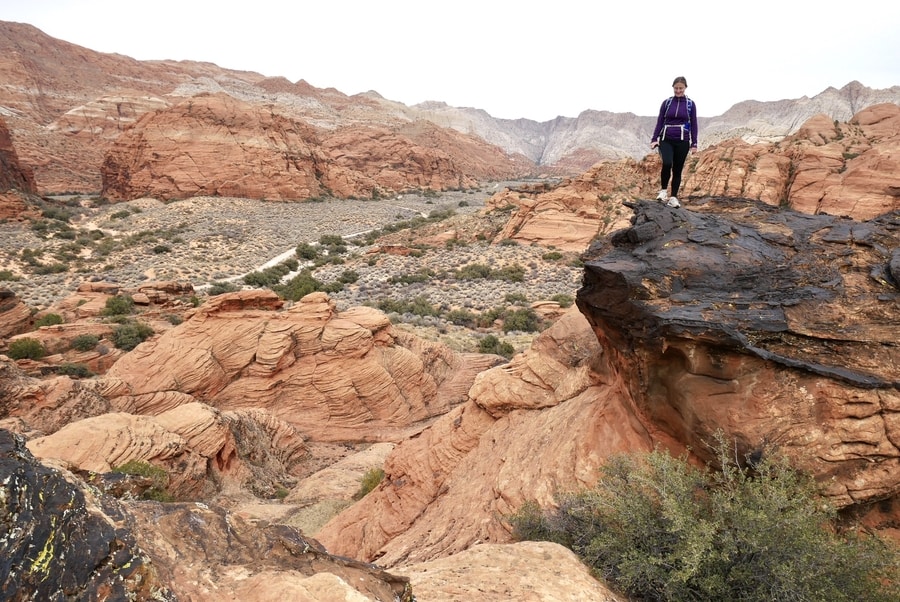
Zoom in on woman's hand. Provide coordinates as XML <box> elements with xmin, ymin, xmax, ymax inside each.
<box><xmin>650</xmin><ymin>141</ymin><xmax>659</xmax><ymax>149</ymax></box>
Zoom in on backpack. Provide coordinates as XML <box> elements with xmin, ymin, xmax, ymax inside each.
<box><xmin>664</xmin><ymin>96</ymin><xmax>693</xmax><ymax>125</ymax></box>
<box><xmin>662</xmin><ymin>96</ymin><xmax>693</xmax><ymax>141</ymax></box>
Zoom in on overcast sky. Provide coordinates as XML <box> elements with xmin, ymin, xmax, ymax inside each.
<box><xmin>3</xmin><ymin>0</ymin><xmax>898</xmax><ymax>121</ymax></box>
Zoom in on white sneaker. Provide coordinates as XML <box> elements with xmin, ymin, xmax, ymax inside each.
<box><xmin>666</xmin><ymin>197</ymin><xmax>680</xmax><ymax>208</ymax></box>
<box><xmin>656</xmin><ymin>190</ymin><xmax>667</xmax><ymax>201</ymax></box>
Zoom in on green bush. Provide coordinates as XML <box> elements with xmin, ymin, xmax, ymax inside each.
<box><xmin>207</xmin><ymin>281</ymin><xmax>240</xmax><ymax>296</ymax></box>
<box><xmin>274</xmin><ymin>271</ymin><xmax>323</xmax><ymax>301</ymax></box>
<box><xmin>112</xmin><ymin>321</ymin><xmax>154</xmax><ymax>351</ymax></box>
<box><xmin>34</xmin><ymin>313</ymin><xmax>64</xmax><ymax>328</ymax></box>
<box><xmin>57</xmin><ymin>363</ymin><xmax>93</xmax><ymax>378</ymax></box>
<box><xmin>477</xmin><ymin>334</ymin><xmax>515</xmax><ymax>358</ymax></box>
<box><xmin>112</xmin><ymin>459</ymin><xmax>173</xmax><ymax>502</ymax></box>
<box><xmin>102</xmin><ymin>295</ymin><xmax>135</xmax><ymax>316</ymax></box>
<box><xmin>502</xmin><ymin>308</ymin><xmax>540</xmax><ymax>333</ymax></box>
<box><xmin>509</xmin><ymin>435</ymin><xmax>900</xmax><ymax>602</ymax></box>
<box><xmin>353</xmin><ymin>468</ymin><xmax>385</xmax><ymax>500</ymax></box>
<box><xmin>295</xmin><ymin>242</ymin><xmax>319</xmax><ymax>260</ymax></box>
<box><xmin>8</xmin><ymin>338</ymin><xmax>46</xmax><ymax>360</ymax></box>
<box><xmin>0</xmin><ymin>270</ymin><xmax>20</xmax><ymax>282</ymax></box>
<box><xmin>551</xmin><ymin>293</ymin><xmax>574</xmax><ymax>308</ymax></box>
<box><xmin>70</xmin><ymin>334</ymin><xmax>100</xmax><ymax>352</ymax></box>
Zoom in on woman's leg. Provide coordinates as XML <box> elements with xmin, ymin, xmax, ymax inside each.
<box><xmin>670</xmin><ymin>140</ymin><xmax>691</xmax><ymax>197</ymax></box>
<box><xmin>658</xmin><ymin>140</ymin><xmax>675</xmax><ymax>191</ymax></box>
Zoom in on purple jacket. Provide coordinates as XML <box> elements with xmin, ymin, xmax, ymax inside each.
<box><xmin>651</xmin><ymin>96</ymin><xmax>698</xmax><ymax>147</ymax></box>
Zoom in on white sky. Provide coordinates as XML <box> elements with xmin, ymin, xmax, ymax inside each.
<box><xmin>2</xmin><ymin>0</ymin><xmax>898</xmax><ymax>121</ymax></box>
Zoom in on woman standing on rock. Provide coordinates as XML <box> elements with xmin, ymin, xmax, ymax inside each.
<box><xmin>650</xmin><ymin>76</ymin><xmax>698</xmax><ymax>208</ymax></box>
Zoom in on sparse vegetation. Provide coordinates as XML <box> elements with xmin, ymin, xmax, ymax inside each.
<box><xmin>102</xmin><ymin>295</ymin><xmax>135</xmax><ymax>317</ymax></box>
<box><xmin>509</xmin><ymin>434</ymin><xmax>900</xmax><ymax>602</ymax></box>
<box><xmin>34</xmin><ymin>313</ymin><xmax>64</xmax><ymax>328</ymax></box>
<box><xmin>111</xmin><ymin>321</ymin><xmax>154</xmax><ymax>351</ymax></box>
<box><xmin>353</xmin><ymin>468</ymin><xmax>385</xmax><ymax>500</ymax></box>
<box><xmin>56</xmin><ymin>363</ymin><xmax>93</xmax><ymax>378</ymax></box>
<box><xmin>71</xmin><ymin>334</ymin><xmax>100</xmax><ymax>352</ymax></box>
<box><xmin>112</xmin><ymin>460</ymin><xmax>173</xmax><ymax>502</ymax></box>
<box><xmin>477</xmin><ymin>334</ymin><xmax>515</xmax><ymax>358</ymax></box>
<box><xmin>8</xmin><ymin>338</ymin><xmax>47</xmax><ymax>360</ymax></box>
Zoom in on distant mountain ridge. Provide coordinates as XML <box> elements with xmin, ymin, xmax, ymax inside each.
<box><xmin>1</xmin><ymin>20</ymin><xmax>898</xmax><ymax>193</ymax></box>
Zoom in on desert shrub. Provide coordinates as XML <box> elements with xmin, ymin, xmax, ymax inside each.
<box><xmin>151</xmin><ymin>244</ymin><xmax>171</xmax><ymax>254</ymax></box>
<box><xmin>456</xmin><ymin>263</ymin><xmax>493</xmax><ymax>280</ymax></box>
<box><xmin>509</xmin><ymin>435</ymin><xmax>900</xmax><ymax>602</ymax></box>
<box><xmin>502</xmin><ymin>307</ymin><xmax>540</xmax><ymax>332</ymax></box>
<box><xmin>102</xmin><ymin>295</ymin><xmax>135</xmax><ymax>316</ymax></box>
<box><xmin>477</xmin><ymin>334</ymin><xmax>515</xmax><ymax>358</ymax></box>
<box><xmin>0</xmin><ymin>270</ymin><xmax>20</xmax><ymax>281</ymax></box>
<box><xmin>551</xmin><ymin>293</ymin><xmax>574</xmax><ymax>308</ymax></box>
<box><xmin>71</xmin><ymin>334</ymin><xmax>100</xmax><ymax>352</ymax></box>
<box><xmin>389</xmin><ymin>269</ymin><xmax>435</xmax><ymax>285</ymax></box>
<box><xmin>8</xmin><ymin>338</ymin><xmax>46</xmax><ymax>360</ymax></box>
<box><xmin>353</xmin><ymin>468</ymin><xmax>385</xmax><ymax>500</ymax></box>
<box><xmin>109</xmin><ymin>209</ymin><xmax>131</xmax><ymax>220</ymax></box>
<box><xmin>274</xmin><ymin>271</ymin><xmax>323</xmax><ymax>301</ymax></box>
<box><xmin>446</xmin><ymin>308</ymin><xmax>478</xmax><ymax>327</ymax></box>
<box><xmin>504</xmin><ymin>292</ymin><xmax>529</xmax><ymax>305</ymax></box>
<box><xmin>338</xmin><ymin>269</ymin><xmax>359</xmax><ymax>284</ymax></box>
<box><xmin>542</xmin><ymin>251</ymin><xmax>564</xmax><ymax>261</ymax></box>
<box><xmin>34</xmin><ymin>313</ymin><xmax>64</xmax><ymax>328</ymax></box>
<box><xmin>112</xmin><ymin>460</ymin><xmax>173</xmax><ymax>502</ymax></box>
<box><xmin>377</xmin><ymin>296</ymin><xmax>438</xmax><ymax>317</ymax></box>
<box><xmin>56</xmin><ymin>363</ymin><xmax>93</xmax><ymax>378</ymax></box>
<box><xmin>295</xmin><ymin>242</ymin><xmax>319</xmax><ymax>260</ymax></box>
<box><xmin>207</xmin><ymin>281</ymin><xmax>240</xmax><ymax>296</ymax></box>
<box><xmin>111</xmin><ymin>321</ymin><xmax>154</xmax><ymax>351</ymax></box>
<box><xmin>494</xmin><ymin>264</ymin><xmax>525</xmax><ymax>282</ymax></box>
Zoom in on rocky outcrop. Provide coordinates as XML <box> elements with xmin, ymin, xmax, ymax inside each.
<box><xmin>0</xmin><ymin>429</ymin><xmax>413</xmax><ymax>601</ymax></box>
<box><xmin>0</xmin><ymin>116</ymin><xmax>36</xmax><ymax>194</ymax></box>
<box><xmin>101</xmin><ymin>93</ymin><xmax>524</xmax><ymax>201</ymax></box>
<box><xmin>0</xmin><ymin>289</ymin><xmax>32</xmax><ymax>338</ymax></box>
<box><xmin>576</xmin><ymin>198</ymin><xmax>899</xmax><ymax>507</ymax></box>
<box><xmin>0</xmin><ymin>429</ymin><xmax>174</xmax><ymax>600</ymax></box>
<box><xmin>315</xmin><ymin>308</ymin><xmax>668</xmax><ymax>566</ymax></box>
<box><xmin>398</xmin><ymin>541</ymin><xmax>626</xmax><ymax>601</ymax></box>
<box><xmin>686</xmin><ymin>102</ymin><xmax>900</xmax><ymax>219</ymax></box>
<box><xmin>484</xmin><ymin>106</ymin><xmax>900</xmax><ymax>251</ymax></box>
<box><xmin>100</xmin><ymin>290</ymin><xmax>502</xmax><ymax>442</ymax></box>
<box><xmin>317</xmin><ymin>198</ymin><xmax>900</xmax><ymax>567</ymax></box>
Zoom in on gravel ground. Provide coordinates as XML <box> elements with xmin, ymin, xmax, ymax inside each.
<box><xmin>2</xmin><ymin>183</ymin><xmax>583</xmax><ymax>352</ymax></box>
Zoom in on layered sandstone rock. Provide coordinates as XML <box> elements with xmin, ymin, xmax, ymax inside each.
<box><xmin>0</xmin><ymin>116</ymin><xmax>36</xmax><ymax>194</ymax></box>
<box><xmin>26</xmin><ymin>402</ymin><xmax>309</xmax><ymax>499</ymax></box>
<box><xmin>398</xmin><ymin>541</ymin><xmax>626</xmax><ymax>601</ymax></box>
<box><xmin>0</xmin><ymin>289</ymin><xmax>32</xmax><ymax>338</ymax></box>
<box><xmin>101</xmin><ymin>290</ymin><xmax>502</xmax><ymax>442</ymax></box>
<box><xmin>686</xmin><ymin>103</ymin><xmax>900</xmax><ymax>219</ymax></box>
<box><xmin>484</xmin><ymin>105</ymin><xmax>900</xmax><ymax>251</ymax></box>
<box><xmin>316</xmin><ymin>308</ymin><xmax>669</xmax><ymax>565</ymax></box>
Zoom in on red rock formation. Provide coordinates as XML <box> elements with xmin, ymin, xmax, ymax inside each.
<box><xmin>686</xmin><ymin>103</ymin><xmax>900</xmax><ymax>219</ymax></box>
<box><xmin>100</xmin><ymin>291</ymin><xmax>502</xmax><ymax>442</ymax></box>
<box><xmin>101</xmin><ymin>93</ymin><xmax>525</xmax><ymax>202</ymax></box>
<box><xmin>318</xmin><ymin>198</ymin><xmax>900</xmax><ymax>566</ymax></box>
<box><xmin>0</xmin><ymin>289</ymin><xmax>32</xmax><ymax>338</ymax></box>
<box><xmin>485</xmin><ymin>105</ymin><xmax>900</xmax><ymax>251</ymax></box>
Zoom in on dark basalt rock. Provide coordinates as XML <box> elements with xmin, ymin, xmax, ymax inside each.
<box><xmin>578</xmin><ymin>197</ymin><xmax>900</xmax><ymax>389</ymax></box>
<box><xmin>0</xmin><ymin>429</ymin><xmax>173</xmax><ymax>601</ymax></box>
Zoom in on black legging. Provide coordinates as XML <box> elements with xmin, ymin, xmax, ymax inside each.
<box><xmin>658</xmin><ymin>139</ymin><xmax>691</xmax><ymax>198</ymax></box>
